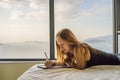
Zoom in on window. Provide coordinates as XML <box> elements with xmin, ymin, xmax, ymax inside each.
<box><xmin>0</xmin><ymin>0</ymin><xmax>116</xmax><ymax>60</ymax></box>
<box><xmin>0</xmin><ymin>0</ymin><xmax>50</xmax><ymax>59</ymax></box>
<box><xmin>55</xmin><ymin>0</ymin><xmax>113</xmax><ymax>56</ymax></box>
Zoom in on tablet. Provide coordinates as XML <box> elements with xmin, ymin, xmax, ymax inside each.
<box><xmin>37</xmin><ymin>64</ymin><xmax>71</xmax><ymax>69</ymax></box>
<box><xmin>37</xmin><ymin>65</ymin><xmax>48</xmax><ymax>69</ymax></box>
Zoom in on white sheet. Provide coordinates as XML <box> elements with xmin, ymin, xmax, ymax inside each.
<box><xmin>18</xmin><ymin>64</ymin><xmax>120</xmax><ymax>80</ymax></box>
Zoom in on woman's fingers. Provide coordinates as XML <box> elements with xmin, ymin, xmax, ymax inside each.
<box><xmin>44</xmin><ymin>60</ymin><xmax>53</xmax><ymax>68</ymax></box>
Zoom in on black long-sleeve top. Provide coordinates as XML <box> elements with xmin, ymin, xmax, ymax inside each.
<box><xmin>87</xmin><ymin>47</ymin><xmax>120</xmax><ymax>67</ymax></box>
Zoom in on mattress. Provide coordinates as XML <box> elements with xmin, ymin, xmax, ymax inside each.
<box><xmin>18</xmin><ymin>64</ymin><xmax>120</xmax><ymax>80</ymax></box>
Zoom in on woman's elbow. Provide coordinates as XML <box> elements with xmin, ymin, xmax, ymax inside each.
<box><xmin>75</xmin><ymin>65</ymin><xmax>86</xmax><ymax>70</ymax></box>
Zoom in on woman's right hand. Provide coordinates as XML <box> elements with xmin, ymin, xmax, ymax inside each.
<box><xmin>44</xmin><ymin>60</ymin><xmax>53</xmax><ymax>68</ymax></box>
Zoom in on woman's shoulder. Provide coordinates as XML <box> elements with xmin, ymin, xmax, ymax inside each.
<box><xmin>81</xmin><ymin>42</ymin><xmax>94</xmax><ymax>50</ymax></box>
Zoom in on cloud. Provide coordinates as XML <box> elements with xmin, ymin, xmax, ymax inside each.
<box><xmin>29</xmin><ymin>0</ymin><xmax>48</xmax><ymax>9</ymax></box>
<box><xmin>0</xmin><ymin>0</ymin><xmax>49</xmax><ymax>20</ymax></box>
<box><xmin>0</xmin><ymin>0</ymin><xmax>26</xmax><ymax>9</ymax></box>
<box><xmin>54</xmin><ymin>0</ymin><xmax>111</xmax><ymax>21</ymax></box>
<box><xmin>55</xmin><ymin>0</ymin><xmax>84</xmax><ymax>20</ymax></box>
<box><xmin>0</xmin><ymin>0</ymin><xmax>111</xmax><ymax>20</ymax></box>
<box><xmin>79</xmin><ymin>4</ymin><xmax>110</xmax><ymax>17</ymax></box>
<box><xmin>10</xmin><ymin>9</ymin><xmax>48</xmax><ymax>20</ymax></box>
<box><xmin>10</xmin><ymin>10</ymin><xmax>25</xmax><ymax>19</ymax></box>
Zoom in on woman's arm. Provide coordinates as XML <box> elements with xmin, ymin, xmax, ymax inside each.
<box><xmin>73</xmin><ymin>46</ymin><xmax>86</xmax><ymax>69</ymax></box>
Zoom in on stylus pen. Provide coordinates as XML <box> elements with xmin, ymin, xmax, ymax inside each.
<box><xmin>44</xmin><ymin>52</ymin><xmax>49</xmax><ymax>60</ymax></box>
<box><xmin>65</xmin><ymin>62</ymin><xmax>70</xmax><ymax>67</ymax></box>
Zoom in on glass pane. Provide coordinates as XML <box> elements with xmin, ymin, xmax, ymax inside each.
<box><xmin>0</xmin><ymin>0</ymin><xmax>49</xmax><ymax>59</ymax></box>
<box><xmin>55</xmin><ymin>0</ymin><xmax>113</xmax><ymax>56</ymax></box>
<box><xmin>118</xmin><ymin>35</ymin><xmax>120</xmax><ymax>53</ymax></box>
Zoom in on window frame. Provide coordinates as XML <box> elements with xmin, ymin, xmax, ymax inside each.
<box><xmin>113</xmin><ymin>0</ymin><xmax>120</xmax><ymax>54</ymax></box>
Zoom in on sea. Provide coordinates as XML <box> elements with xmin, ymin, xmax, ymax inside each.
<box><xmin>0</xmin><ymin>35</ymin><xmax>120</xmax><ymax>59</ymax></box>
<box><xmin>0</xmin><ymin>41</ymin><xmax>50</xmax><ymax>59</ymax></box>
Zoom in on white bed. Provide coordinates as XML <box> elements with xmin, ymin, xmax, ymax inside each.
<box><xmin>18</xmin><ymin>64</ymin><xmax>120</xmax><ymax>80</ymax></box>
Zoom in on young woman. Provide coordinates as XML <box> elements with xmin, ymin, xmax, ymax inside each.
<box><xmin>44</xmin><ymin>28</ymin><xmax>120</xmax><ymax>69</ymax></box>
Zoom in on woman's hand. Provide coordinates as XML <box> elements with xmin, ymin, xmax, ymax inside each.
<box><xmin>44</xmin><ymin>60</ymin><xmax>54</xmax><ymax>68</ymax></box>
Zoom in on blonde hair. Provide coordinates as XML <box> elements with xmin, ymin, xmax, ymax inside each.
<box><xmin>56</xmin><ymin>28</ymin><xmax>91</xmax><ymax>68</ymax></box>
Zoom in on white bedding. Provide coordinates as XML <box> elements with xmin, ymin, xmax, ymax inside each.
<box><xmin>18</xmin><ymin>64</ymin><xmax>120</xmax><ymax>80</ymax></box>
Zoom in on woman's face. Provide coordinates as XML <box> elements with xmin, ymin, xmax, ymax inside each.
<box><xmin>56</xmin><ymin>37</ymin><xmax>70</xmax><ymax>53</ymax></box>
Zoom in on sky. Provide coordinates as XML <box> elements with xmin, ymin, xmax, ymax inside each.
<box><xmin>55</xmin><ymin>0</ymin><xmax>113</xmax><ymax>41</ymax></box>
<box><xmin>0</xmin><ymin>0</ymin><xmax>112</xmax><ymax>43</ymax></box>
